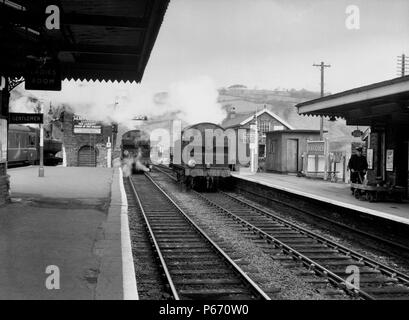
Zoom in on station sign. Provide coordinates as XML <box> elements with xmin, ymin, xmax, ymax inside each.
<box><xmin>351</xmin><ymin>129</ymin><xmax>363</xmax><ymax>138</ymax></box>
<box><xmin>73</xmin><ymin>115</ymin><xmax>102</xmax><ymax>134</ymax></box>
<box><xmin>307</xmin><ymin>141</ymin><xmax>325</xmax><ymax>155</ymax></box>
<box><xmin>9</xmin><ymin>112</ymin><xmax>44</xmax><ymax>124</ymax></box>
<box><xmin>25</xmin><ymin>61</ymin><xmax>61</xmax><ymax>91</ymax></box>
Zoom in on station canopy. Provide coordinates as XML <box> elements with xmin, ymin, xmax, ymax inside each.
<box><xmin>296</xmin><ymin>76</ymin><xmax>409</xmax><ymax>126</ymax></box>
<box><xmin>0</xmin><ymin>0</ymin><xmax>169</xmax><ymax>82</ymax></box>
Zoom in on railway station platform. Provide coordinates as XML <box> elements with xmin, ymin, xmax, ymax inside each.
<box><xmin>0</xmin><ymin>166</ymin><xmax>136</xmax><ymax>300</ymax></box>
<box><xmin>232</xmin><ymin>171</ymin><xmax>409</xmax><ymax>226</ymax></box>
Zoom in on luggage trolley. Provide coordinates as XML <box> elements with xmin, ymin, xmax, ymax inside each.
<box><xmin>351</xmin><ymin>173</ymin><xmax>406</xmax><ymax>203</ymax></box>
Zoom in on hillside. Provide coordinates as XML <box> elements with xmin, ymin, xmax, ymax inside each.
<box><xmin>218</xmin><ymin>86</ymin><xmax>364</xmax><ymax>150</ymax></box>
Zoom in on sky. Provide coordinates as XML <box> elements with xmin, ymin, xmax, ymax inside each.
<box><xmin>143</xmin><ymin>0</ymin><xmax>409</xmax><ymax>94</ymax></box>
<box><xmin>16</xmin><ymin>0</ymin><xmax>409</xmax><ymax>124</ymax></box>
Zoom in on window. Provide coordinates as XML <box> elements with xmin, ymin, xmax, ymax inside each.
<box><xmin>258</xmin><ymin>121</ymin><xmax>271</xmax><ymax>134</ymax></box>
<box><xmin>19</xmin><ymin>133</ymin><xmax>28</xmax><ymax>148</ymax></box>
<box><xmin>259</xmin><ymin>145</ymin><xmax>265</xmax><ymax>157</ymax></box>
<box><xmin>28</xmin><ymin>134</ymin><xmax>36</xmax><ymax>147</ymax></box>
<box><xmin>7</xmin><ymin>133</ymin><xmax>12</xmax><ymax>148</ymax></box>
<box><xmin>240</xmin><ymin>131</ymin><xmax>249</xmax><ymax>143</ymax></box>
<box><xmin>16</xmin><ymin>133</ymin><xmax>21</xmax><ymax>147</ymax></box>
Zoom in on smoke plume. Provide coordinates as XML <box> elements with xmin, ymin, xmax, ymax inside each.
<box><xmin>10</xmin><ymin>76</ymin><xmax>226</xmax><ymax>129</ymax></box>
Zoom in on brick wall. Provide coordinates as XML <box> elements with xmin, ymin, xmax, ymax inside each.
<box><xmin>62</xmin><ymin>112</ymin><xmax>116</xmax><ymax>167</ymax></box>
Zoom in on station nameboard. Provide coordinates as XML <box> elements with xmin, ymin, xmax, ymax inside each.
<box><xmin>73</xmin><ymin>115</ymin><xmax>102</xmax><ymax>134</ymax></box>
<box><xmin>25</xmin><ymin>62</ymin><xmax>61</xmax><ymax>91</ymax></box>
<box><xmin>9</xmin><ymin>112</ymin><xmax>44</xmax><ymax>124</ymax></box>
<box><xmin>307</xmin><ymin>141</ymin><xmax>325</xmax><ymax>155</ymax></box>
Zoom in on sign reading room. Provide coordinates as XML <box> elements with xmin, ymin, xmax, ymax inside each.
<box><xmin>25</xmin><ymin>62</ymin><xmax>62</xmax><ymax>91</ymax></box>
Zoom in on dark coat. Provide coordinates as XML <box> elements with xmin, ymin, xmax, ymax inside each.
<box><xmin>348</xmin><ymin>154</ymin><xmax>368</xmax><ymax>172</ymax></box>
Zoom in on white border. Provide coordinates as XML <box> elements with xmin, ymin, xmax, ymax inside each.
<box><xmin>118</xmin><ymin>168</ymin><xmax>139</xmax><ymax>300</ymax></box>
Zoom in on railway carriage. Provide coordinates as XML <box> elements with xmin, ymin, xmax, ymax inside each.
<box><xmin>172</xmin><ymin>122</ymin><xmax>232</xmax><ymax>191</ymax></box>
<box><xmin>8</xmin><ymin>124</ymin><xmax>38</xmax><ymax>165</ymax></box>
<box><xmin>7</xmin><ymin>124</ymin><xmax>62</xmax><ymax>166</ymax></box>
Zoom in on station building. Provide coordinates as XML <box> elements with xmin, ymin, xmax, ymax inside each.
<box><xmin>60</xmin><ymin>112</ymin><xmax>117</xmax><ymax>167</ymax></box>
<box><xmin>0</xmin><ymin>0</ymin><xmax>170</xmax><ymax>205</ymax></box>
<box><xmin>296</xmin><ymin>76</ymin><xmax>409</xmax><ymax>199</ymax></box>
<box><xmin>265</xmin><ymin>130</ymin><xmax>321</xmax><ymax>174</ymax></box>
<box><xmin>221</xmin><ymin>106</ymin><xmax>294</xmax><ymax>169</ymax></box>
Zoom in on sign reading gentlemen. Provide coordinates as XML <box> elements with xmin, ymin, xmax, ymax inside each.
<box><xmin>9</xmin><ymin>113</ymin><xmax>44</xmax><ymax>124</ymax></box>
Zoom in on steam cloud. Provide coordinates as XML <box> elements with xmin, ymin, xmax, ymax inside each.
<box><xmin>10</xmin><ymin>76</ymin><xmax>226</xmax><ymax>128</ymax></box>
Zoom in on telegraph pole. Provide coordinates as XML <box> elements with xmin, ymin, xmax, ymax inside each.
<box><xmin>313</xmin><ymin>61</ymin><xmax>331</xmax><ymax>139</ymax></box>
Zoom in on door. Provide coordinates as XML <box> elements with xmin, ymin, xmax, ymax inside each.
<box><xmin>395</xmin><ymin>131</ymin><xmax>408</xmax><ymax>189</ymax></box>
<box><xmin>269</xmin><ymin>139</ymin><xmax>278</xmax><ymax>171</ymax></box>
<box><xmin>78</xmin><ymin>146</ymin><xmax>96</xmax><ymax>167</ymax></box>
<box><xmin>286</xmin><ymin>139</ymin><xmax>298</xmax><ymax>173</ymax></box>
<box><xmin>395</xmin><ymin>139</ymin><xmax>408</xmax><ymax>199</ymax></box>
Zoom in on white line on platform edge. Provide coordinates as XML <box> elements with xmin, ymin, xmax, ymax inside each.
<box><xmin>119</xmin><ymin>168</ymin><xmax>139</xmax><ymax>300</ymax></box>
<box><xmin>234</xmin><ymin>173</ymin><xmax>409</xmax><ymax>226</ymax></box>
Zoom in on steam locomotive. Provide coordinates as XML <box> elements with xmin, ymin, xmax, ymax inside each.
<box><xmin>123</xmin><ymin>122</ymin><xmax>233</xmax><ymax>190</ymax></box>
<box><xmin>171</xmin><ymin>122</ymin><xmax>232</xmax><ymax>191</ymax></box>
<box><xmin>8</xmin><ymin>124</ymin><xmax>62</xmax><ymax>166</ymax></box>
<box><xmin>121</xmin><ymin>129</ymin><xmax>151</xmax><ymax>174</ymax></box>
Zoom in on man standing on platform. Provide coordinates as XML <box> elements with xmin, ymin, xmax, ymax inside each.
<box><xmin>348</xmin><ymin>146</ymin><xmax>368</xmax><ymax>185</ymax></box>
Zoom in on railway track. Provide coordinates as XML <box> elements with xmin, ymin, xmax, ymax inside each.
<box><xmin>152</xmin><ymin>165</ymin><xmax>409</xmax><ymax>299</ymax></box>
<box><xmin>128</xmin><ymin>173</ymin><xmax>270</xmax><ymax>300</ymax></box>
<box><xmin>124</xmin><ymin>178</ymin><xmax>169</xmax><ymax>299</ymax></box>
<box><xmin>156</xmin><ymin>165</ymin><xmax>408</xmax><ymax>252</ymax></box>
<box><xmin>233</xmin><ymin>185</ymin><xmax>409</xmax><ymax>253</ymax></box>
<box><xmin>194</xmin><ymin>191</ymin><xmax>409</xmax><ymax>300</ymax></box>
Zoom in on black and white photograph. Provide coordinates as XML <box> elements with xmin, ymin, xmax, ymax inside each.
<box><xmin>0</xmin><ymin>0</ymin><xmax>409</xmax><ymax>311</ymax></box>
